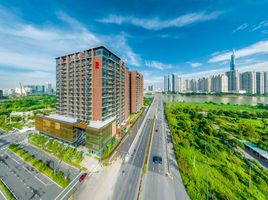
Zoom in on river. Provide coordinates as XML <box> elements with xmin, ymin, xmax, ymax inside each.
<box><xmin>162</xmin><ymin>94</ymin><xmax>268</xmax><ymax>105</ymax></box>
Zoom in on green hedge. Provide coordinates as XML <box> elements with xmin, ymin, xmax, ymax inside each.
<box><xmin>0</xmin><ymin>179</ymin><xmax>15</xmax><ymax>200</ymax></box>
<box><xmin>28</xmin><ymin>133</ymin><xmax>84</xmax><ymax>169</ymax></box>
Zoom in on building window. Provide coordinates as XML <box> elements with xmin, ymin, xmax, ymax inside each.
<box><xmin>44</xmin><ymin>119</ymin><xmax>50</xmax><ymax>127</ymax></box>
<box><xmin>55</xmin><ymin>123</ymin><xmax>60</xmax><ymax>130</ymax></box>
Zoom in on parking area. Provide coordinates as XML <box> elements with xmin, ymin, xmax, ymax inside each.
<box><xmin>0</xmin><ymin>150</ymin><xmax>62</xmax><ymax>200</ymax></box>
<box><xmin>0</xmin><ymin>132</ymin><xmax>82</xmax><ymax>200</ymax></box>
<box><xmin>20</xmin><ymin>143</ymin><xmax>80</xmax><ymax>180</ymax></box>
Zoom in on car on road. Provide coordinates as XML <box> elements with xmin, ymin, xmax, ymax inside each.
<box><xmin>122</xmin><ymin>170</ymin><xmax>126</xmax><ymax>175</ymax></box>
<box><xmin>155</xmin><ymin>129</ymin><xmax>158</xmax><ymax>132</ymax></box>
<box><xmin>79</xmin><ymin>173</ymin><xmax>88</xmax><ymax>182</ymax></box>
<box><xmin>153</xmin><ymin>156</ymin><xmax>162</xmax><ymax>164</ymax></box>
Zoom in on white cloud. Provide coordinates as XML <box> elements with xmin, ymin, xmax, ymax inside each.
<box><xmin>0</xmin><ymin>70</ymin><xmax>55</xmax><ymax>89</ymax></box>
<box><xmin>144</xmin><ymin>76</ymin><xmax>163</xmax><ymax>84</ymax></box>
<box><xmin>208</xmin><ymin>40</ymin><xmax>268</xmax><ymax>63</ymax></box>
<box><xmin>251</xmin><ymin>20</ymin><xmax>268</xmax><ymax>31</ymax></box>
<box><xmin>233</xmin><ymin>23</ymin><xmax>249</xmax><ymax>32</ymax></box>
<box><xmin>187</xmin><ymin>62</ymin><xmax>202</xmax><ymax>68</ymax></box>
<box><xmin>104</xmin><ymin>33</ymin><xmax>140</xmax><ymax>66</ymax></box>
<box><xmin>0</xmin><ymin>48</ymin><xmax>53</xmax><ymax>70</ymax></box>
<box><xmin>97</xmin><ymin>11</ymin><xmax>223</xmax><ymax>30</ymax></box>
<box><xmin>144</xmin><ymin>60</ymin><xmax>172</xmax><ymax>70</ymax></box>
<box><xmin>232</xmin><ymin>20</ymin><xmax>268</xmax><ymax>33</ymax></box>
<box><xmin>0</xmin><ymin>7</ymin><xmax>141</xmax><ymax>88</ymax></box>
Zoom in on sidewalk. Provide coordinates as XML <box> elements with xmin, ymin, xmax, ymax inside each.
<box><xmin>77</xmin><ymin>158</ymin><xmax>122</xmax><ymax>200</ymax></box>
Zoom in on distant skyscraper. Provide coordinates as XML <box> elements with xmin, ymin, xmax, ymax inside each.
<box><xmin>198</xmin><ymin>77</ymin><xmax>211</xmax><ymax>92</ymax></box>
<box><xmin>190</xmin><ymin>79</ymin><xmax>197</xmax><ymax>92</ymax></box>
<box><xmin>264</xmin><ymin>72</ymin><xmax>268</xmax><ymax>95</ymax></box>
<box><xmin>148</xmin><ymin>85</ymin><xmax>153</xmax><ymax>91</ymax></box>
<box><xmin>168</xmin><ymin>75</ymin><xmax>172</xmax><ymax>92</ymax></box>
<box><xmin>230</xmin><ymin>50</ymin><xmax>235</xmax><ymax>71</ymax></box>
<box><xmin>211</xmin><ymin>74</ymin><xmax>228</xmax><ymax>93</ymax></box>
<box><xmin>45</xmin><ymin>83</ymin><xmax>53</xmax><ymax>94</ymax></box>
<box><xmin>227</xmin><ymin>50</ymin><xmax>240</xmax><ymax>92</ymax></box>
<box><xmin>184</xmin><ymin>80</ymin><xmax>189</xmax><ymax>91</ymax></box>
<box><xmin>171</xmin><ymin>74</ymin><xmax>182</xmax><ymax>93</ymax></box>
<box><xmin>240</xmin><ymin>72</ymin><xmax>256</xmax><ymax>94</ymax></box>
<box><xmin>164</xmin><ymin>75</ymin><xmax>169</xmax><ymax>92</ymax></box>
<box><xmin>172</xmin><ymin>74</ymin><xmax>176</xmax><ymax>92</ymax></box>
<box><xmin>256</xmin><ymin>72</ymin><xmax>264</xmax><ymax>95</ymax></box>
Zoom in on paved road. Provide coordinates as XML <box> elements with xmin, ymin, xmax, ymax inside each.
<box><xmin>115</xmin><ymin>107</ymin><xmax>148</xmax><ymax>158</ymax></box>
<box><xmin>141</xmin><ymin>93</ymin><xmax>190</xmax><ymax>200</ymax></box>
<box><xmin>244</xmin><ymin>148</ymin><xmax>268</xmax><ymax>170</ymax></box>
<box><xmin>111</xmin><ymin>98</ymin><xmax>157</xmax><ymax>200</ymax></box>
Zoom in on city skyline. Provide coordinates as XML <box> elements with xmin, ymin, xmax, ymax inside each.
<box><xmin>164</xmin><ymin>51</ymin><xmax>268</xmax><ymax>95</ymax></box>
<box><xmin>1</xmin><ymin>1</ymin><xmax>268</xmax><ymax>89</ymax></box>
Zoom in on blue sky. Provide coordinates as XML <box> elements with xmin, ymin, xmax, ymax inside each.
<box><xmin>1</xmin><ymin>0</ymin><xmax>268</xmax><ymax>89</ymax></box>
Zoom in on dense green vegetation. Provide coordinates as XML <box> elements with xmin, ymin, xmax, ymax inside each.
<box><xmin>144</xmin><ymin>97</ymin><xmax>154</xmax><ymax>106</ymax></box>
<box><xmin>28</xmin><ymin>133</ymin><xmax>84</xmax><ymax>168</ymax></box>
<box><xmin>180</xmin><ymin>102</ymin><xmax>268</xmax><ymax>150</ymax></box>
<box><xmin>0</xmin><ymin>95</ymin><xmax>55</xmax><ymax>131</ymax></box>
<box><xmin>8</xmin><ymin>143</ymin><xmax>70</xmax><ymax>188</ymax></box>
<box><xmin>180</xmin><ymin>101</ymin><xmax>268</xmax><ymax>113</ymax></box>
<box><xmin>165</xmin><ymin>102</ymin><xmax>268</xmax><ymax>200</ymax></box>
<box><xmin>0</xmin><ymin>179</ymin><xmax>15</xmax><ymax>200</ymax></box>
<box><xmin>0</xmin><ymin>95</ymin><xmax>55</xmax><ymax>115</ymax></box>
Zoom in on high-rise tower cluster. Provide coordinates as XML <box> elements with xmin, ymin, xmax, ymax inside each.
<box><xmin>164</xmin><ymin>74</ymin><xmax>182</xmax><ymax>93</ymax></box>
<box><xmin>164</xmin><ymin>50</ymin><xmax>268</xmax><ymax>95</ymax></box>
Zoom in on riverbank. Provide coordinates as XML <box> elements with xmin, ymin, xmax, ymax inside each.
<box><xmin>164</xmin><ymin>93</ymin><xmax>268</xmax><ymax>105</ymax></box>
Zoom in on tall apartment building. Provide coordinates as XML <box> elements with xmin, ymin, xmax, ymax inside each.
<box><xmin>227</xmin><ymin>70</ymin><xmax>240</xmax><ymax>92</ymax></box>
<box><xmin>226</xmin><ymin>51</ymin><xmax>240</xmax><ymax>92</ymax></box>
<box><xmin>264</xmin><ymin>72</ymin><xmax>268</xmax><ymax>95</ymax></box>
<box><xmin>185</xmin><ymin>79</ymin><xmax>190</xmax><ymax>91</ymax></box>
<box><xmin>164</xmin><ymin>75</ymin><xmax>172</xmax><ymax>92</ymax></box>
<box><xmin>164</xmin><ymin>75</ymin><xmax>169</xmax><ymax>92</ymax></box>
<box><xmin>240</xmin><ymin>72</ymin><xmax>256</xmax><ymax>94</ymax></box>
<box><xmin>0</xmin><ymin>89</ymin><xmax>3</xmax><ymax>99</ymax></box>
<box><xmin>211</xmin><ymin>74</ymin><xmax>228</xmax><ymax>93</ymax></box>
<box><xmin>36</xmin><ymin>46</ymin><xmax>143</xmax><ymax>156</ymax></box>
<box><xmin>256</xmin><ymin>72</ymin><xmax>264</xmax><ymax>95</ymax></box>
<box><xmin>129</xmin><ymin>71</ymin><xmax>144</xmax><ymax>113</ymax></box>
<box><xmin>198</xmin><ymin>77</ymin><xmax>211</xmax><ymax>92</ymax></box>
<box><xmin>171</xmin><ymin>74</ymin><xmax>182</xmax><ymax>93</ymax></box>
<box><xmin>45</xmin><ymin>83</ymin><xmax>53</xmax><ymax>94</ymax></box>
<box><xmin>189</xmin><ymin>79</ymin><xmax>197</xmax><ymax>92</ymax></box>
<box><xmin>147</xmin><ymin>85</ymin><xmax>154</xmax><ymax>91</ymax></box>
